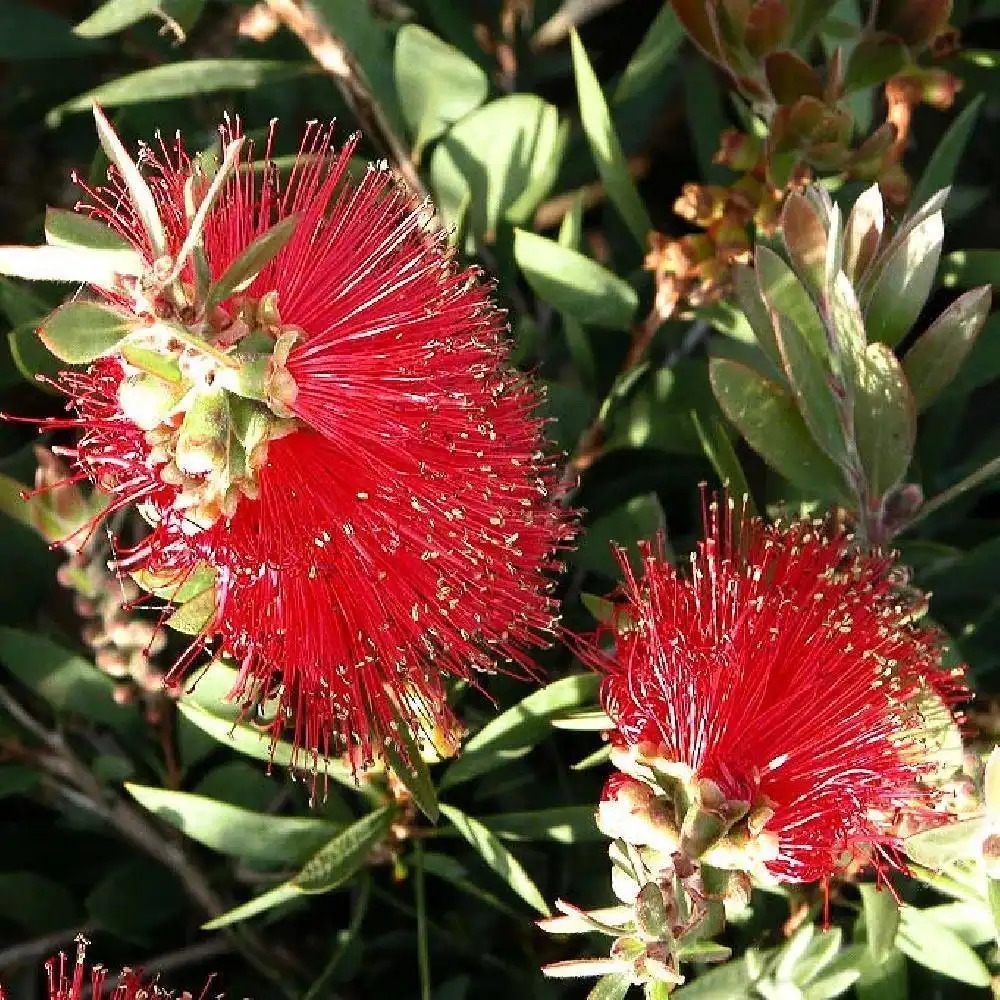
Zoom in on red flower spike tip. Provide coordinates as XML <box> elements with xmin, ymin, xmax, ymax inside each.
<box><xmin>37</xmin><ymin>936</ymin><xmax>210</xmax><ymax>1000</ymax></box>
<box><xmin>582</xmin><ymin>495</ymin><xmax>966</xmax><ymax>885</ymax></box>
<box><xmin>31</xmin><ymin>112</ymin><xmax>574</xmax><ymax>772</ymax></box>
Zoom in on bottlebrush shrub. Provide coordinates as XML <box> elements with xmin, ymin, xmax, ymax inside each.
<box><xmin>0</xmin><ymin>107</ymin><xmax>573</xmax><ymax>772</ymax></box>
<box><xmin>544</xmin><ymin>495</ymin><xmax>967</xmax><ymax>992</ymax></box>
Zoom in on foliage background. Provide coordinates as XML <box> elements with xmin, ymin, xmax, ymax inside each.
<box><xmin>2</xmin><ymin>1</ymin><xmax>1000</xmax><ymax>999</ymax></box>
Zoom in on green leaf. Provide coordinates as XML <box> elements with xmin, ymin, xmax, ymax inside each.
<box><xmin>131</xmin><ymin>563</ymin><xmax>215</xmax><ymax>603</ymax></box>
<box><xmin>692</xmin><ymin>414</ymin><xmax>754</xmax><ymax>511</ymax></box>
<box><xmin>9</xmin><ymin>325</ymin><xmax>64</xmax><ymax>390</ymax></box>
<box><xmin>73</xmin><ymin>0</ymin><xmax>161</xmax><ymax>38</ymax></box>
<box><xmin>394</xmin><ymin>25</ymin><xmax>488</xmax><ymax>158</ymax></box>
<box><xmin>926</xmin><ymin>901</ymin><xmax>997</xmax><ymax>947</ymax></box>
<box><xmin>38</xmin><ymin>301</ymin><xmax>136</xmax><ymax>364</ymax></box>
<box><xmin>202</xmin><ymin>882</ymin><xmax>303</xmax><ymax>930</ymax></box>
<box><xmin>514</xmin><ymin>230</ymin><xmax>637</xmax><ymax>330</ymax></box>
<box><xmin>440</xmin><ymin>674</ymin><xmax>599</xmax><ymax>789</ymax></box>
<box><xmin>855</xmin><ymin>947</ymin><xmax>906</xmax><ymax>1000</ymax></box>
<box><xmin>570</xmin><ymin>30</ymin><xmax>651</xmax><ymax>248</ymax></box>
<box><xmin>0</xmin><ymin>473</ymin><xmax>35</xmax><ymax>532</ymax></box>
<box><xmin>904</xmin><ymin>816</ymin><xmax>986</xmax><ymax>870</ymax></box>
<box><xmin>863</xmin><ymin>210</ymin><xmax>944</xmax><ymax>346</ymax></box>
<box><xmin>0</xmin><ymin>244</ymin><xmax>143</xmax><ymax>289</ymax></box>
<box><xmin>897</xmin><ymin>904</ymin><xmax>991</xmax><ymax>986</ymax></box>
<box><xmin>421</xmin><ymin>852</ymin><xmax>521</xmax><ymax>920</ymax></box>
<box><xmin>860</xmin><ymin>884</ymin><xmax>900</xmax><ymax>964</ymax></box>
<box><xmin>587</xmin><ymin>974</ymin><xmax>631</xmax><ymax>1000</ymax></box>
<box><xmin>91</xmin><ymin>104</ymin><xmax>167</xmax><ymax>258</ymax></box>
<box><xmin>709</xmin><ymin>357</ymin><xmax>851</xmax><ymax>503</ymax></box>
<box><xmin>672</xmin><ymin>956</ymin><xmax>752</xmax><ymax>998</ymax></box>
<box><xmin>478</xmin><ymin>806</ymin><xmax>601</xmax><ymax>844</ymax></box>
<box><xmin>429</xmin><ymin>95</ymin><xmax>563</xmax><ymax>242</ymax></box>
<box><xmin>756</xmin><ymin>247</ymin><xmax>850</xmax><ymax>466</ymax></box>
<box><xmin>49</xmin><ymin>61</ymin><xmax>309</xmax><ymax>125</ymax></box>
<box><xmin>0</xmin><ymin>627</ymin><xmax>140</xmax><ymax>735</ymax></box>
<box><xmin>614</xmin><ymin>3</ymin><xmax>684</xmax><ymax>103</ymax></box>
<box><xmin>44</xmin><ymin>209</ymin><xmax>133</xmax><ymax>253</ymax></box>
<box><xmin>732</xmin><ymin>262</ymin><xmax>782</xmax><ymax>370</ymax></box>
<box><xmin>310</xmin><ymin>0</ymin><xmax>403</xmax><ymax>137</ymax></box>
<box><xmin>294</xmin><ymin>805</ymin><xmax>395</xmax><ymax>893</ymax></box>
<box><xmin>383</xmin><ymin>706</ymin><xmax>439</xmax><ymax>823</ymax></box>
<box><xmin>439</xmin><ymin>804</ymin><xmax>550</xmax><ymax>915</ymax></box>
<box><xmin>903</xmin><ymin>286</ymin><xmax>992</xmax><ymax>411</ymax></box>
<box><xmin>0</xmin><ymin>0</ymin><xmax>101</xmax><ymax>59</ymax></box>
<box><xmin>773</xmin><ymin>311</ymin><xmax>851</xmax><ymax>469</ymax></box>
<box><xmin>854</xmin><ymin>343</ymin><xmax>915</xmax><ymax>498</ymax></box>
<box><xmin>0</xmin><ymin>277</ymin><xmax>52</xmax><ymax>329</ymax></box>
<box><xmin>164</xmin><ymin>586</ymin><xmax>216</xmax><ymax>636</ymax></box>
<box><xmin>574</xmin><ymin>493</ymin><xmax>665</xmax><ymax>578</ymax></box>
<box><xmin>175</xmin><ymin>702</ymin><xmax>362</xmax><ymax>794</ymax></box>
<box><xmin>844</xmin><ymin>31</ymin><xmax>910</xmax><ymax>92</ymax></box>
<box><xmin>909</xmin><ymin>95</ymin><xmax>984</xmax><ymax>213</ymax></box>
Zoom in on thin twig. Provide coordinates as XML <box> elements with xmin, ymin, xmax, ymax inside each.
<box><xmin>904</xmin><ymin>453</ymin><xmax>1000</xmax><ymax>531</ymax></box>
<box><xmin>263</xmin><ymin>0</ymin><xmax>429</xmax><ymax>203</ymax></box>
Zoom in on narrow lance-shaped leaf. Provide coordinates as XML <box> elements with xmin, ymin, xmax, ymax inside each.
<box><xmin>853</xmin><ymin>343</ymin><xmax>916</xmax><ymax>500</ymax></box>
<box><xmin>863</xmin><ymin>209</ymin><xmax>944</xmax><ymax>347</ymax></box>
<box><xmin>294</xmin><ymin>805</ymin><xmax>395</xmax><ymax>893</ymax></box>
<box><xmin>709</xmin><ymin>357</ymin><xmax>852</xmax><ymax>504</ymax></box>
<box><xmin>73</xmin><ymin>0</ymin><xmax>161</xmax><ymax>38</ymax></box>
<box><xmin>167</xmin><ymin>137</ymin><xmax>246</xmax><ymax>283</ymax></box>
<box><xmin>440</xmin><ymin>673</ymin><xmax>599</xmax><ymax>789</ymax></box>
<box><xmin>124</xmin><ymin>783</ymin><xmax>337</xmax><ymax>864</ymax></box>
<box><xmin>569</xmin><ymin>29</ymin><xmax>652</xmax><ymax>248</ymax></box>
<box><xmin>92</xmin><ymin>104</ymin><xmax>167</xmax><ymax>257</ymax></box>
<box><xmin>393</xmin><ymin>24</ymin><xmax>488</xmax><ymax>158</ymax></box>
<box><xmin>897</xmin><ymin>905</ymin><xmax>992</xmax><ymax>987</ymax></box>
<box><xmin>208</xmin><ymin>214</ymin><xmax>299</xmax><ymax>306</ymax></box>
<box><xmin>0</xmin><ymin>244</ymin><xmax>143</xmax><ymax>289</ymax></box>
<box><xmin>439</xmin><ymin>804</ymin><xmax>550</xmax><ymax>915</ymax></box>
<box><xmin>773</xmin><ymin>311</ymin><xmax>852</xmax><ymax>470</ymax></box>
<box><xmin>39</xmin><ymin>301</ymin><xmax>137</xmax><ymax>364</ymax></box>
<box><xmin>382</xmin><ymin>704</ymin><xmax>439</xmax><ymax>823</ymax></box>
<box><xmin>781</xmin><ymin>190</ymin><xmax>828</xmax><ymax>293</ymax></box>
<box><xmin>909</xmin><ymin>95</ymin><xmax>984</xmax><ymax>212</ymax></box>
<box><xmin>860</xmin><ymin>884</ymin><xmax>900</xmax><ymax>964</ymax></box>
<box><xmin>902</xmin><ymin>286</ymin><xmax>992</xmax><ymax>411</ymax></box>
<box><xmin>44</xmin><ymin>208</ymin><xmax>134</xmax><ymax>252</ymax></box>
<box><xmin>843</xmin><ymin>183</ymin><xmax>885</xmax><ymax>283</ymax></box>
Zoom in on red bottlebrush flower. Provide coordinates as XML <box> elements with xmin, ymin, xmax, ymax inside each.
<box><xmin>19</xmin><ymin>111</ymin><xmax>573</xmax><ymax>769</ymax></box>
<box><xmin>582</xmin><ymin>498</ymin><xmax>965</xmax><ymax>884</ymax></box>
<box><xmin>9</xmin><ymin>936</ymin><xmax>215</xmax><ymax>1000</ymax></box>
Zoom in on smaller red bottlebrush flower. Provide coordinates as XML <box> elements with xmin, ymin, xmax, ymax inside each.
<box><xmin>0</xmin><ymin>107</ymin><xmax>574</xmax><ymax>775</ymax></box>
<box><xmin>580</xmin><ymin>496</ymin><xmax>967</xmax><ymax>886</ymax></box>
<box><xmin>0</xmin><ymin>936</ymin><xmax>217</xmax><ymax>1000</ymax></box>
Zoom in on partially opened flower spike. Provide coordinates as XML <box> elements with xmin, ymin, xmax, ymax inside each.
<box><xmin>1</xmin><ymin>107</ymin><xmax>574</xmax><ymax>772</ymax></box>
<box><xmin>2</xmin><ymin>936</ymin><xmax>217</xmax><ymax>1000</ymax></box>
<box><xmin>582</xmin><ymin>493</ymin><xmax>966</xmax><ymax>886</ymax></box>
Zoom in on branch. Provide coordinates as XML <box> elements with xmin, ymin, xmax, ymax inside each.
<box><xmin>263</xmin><ymin>0</ymin><xmax>429</xmax><ymax>204</ymax></box>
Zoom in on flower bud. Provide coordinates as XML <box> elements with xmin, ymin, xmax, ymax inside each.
<box><xmin>175</xmin><ymin>388</ymin><xmax>231</xmax><ymax>478</ymax></box>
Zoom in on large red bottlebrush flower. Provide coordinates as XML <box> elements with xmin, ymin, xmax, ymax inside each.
<box><xmin>582</xmin><ymin>497</ymin><xmax>965</xmax><ymax>885</ymax></box>
<box><xmin>0</xmin><ymin>937</ymin><xmax>215</xmax><ymax>1000</ymax></box>
<box><xmin>7</xmin><ymin>109</ymin><xmax>572</xmax><ymax>769</ymax></box>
